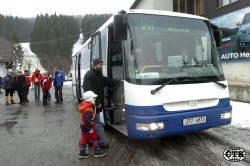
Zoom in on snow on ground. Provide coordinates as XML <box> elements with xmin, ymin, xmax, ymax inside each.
<box><xmin>231</xmin><ymin>101</ymin><xmax>250</xmax><ymax>128</ymax></box>
<box><xmin>21</xmin><ymin>43</ymin><xmax>46</xmax><ymax>73</ymax></box>
<box><xmin>63</xmin><ymin>81</ymin><xmax>72</xmax><ymax>88</ymax></box>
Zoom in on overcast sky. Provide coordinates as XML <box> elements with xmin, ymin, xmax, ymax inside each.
<box><xmin>0</xmin><ymin>0</ymin><xmax>135</xmax><ymax>18</ymax></box>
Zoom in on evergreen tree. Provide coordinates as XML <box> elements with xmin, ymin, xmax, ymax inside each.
<box><xmin>81</xmin><ymin>14</ymin><xmax>112</xmax><ymax>42</ymax></box>
<box><xmin>11</xmin><ymin>31</ymin><xmax>24</xmax><ymax>72</ymax></box>
<box><xmin>0</xmin><ymin>14</ymin><xmax>34</xmax><ymax>42</ymax></box>
<box><xmin>29</xmin><ymin>13</ymin><xmax>80</xmax><ymax>73</ymax></box>
<box><xmin>0</xmin><ymin>13</ymin><xmax>114</xmax><ymax>74</ymax></box>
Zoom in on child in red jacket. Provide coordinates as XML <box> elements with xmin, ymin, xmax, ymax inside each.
<box><xmin>41</xmin><ymin>72</ymin><xmax>52</xmax><ymax>105</ymax></box>
<box><xmin>78</xmin><ymin>91</ymin><xmax>106</xmax><ymax>159</ymax></box>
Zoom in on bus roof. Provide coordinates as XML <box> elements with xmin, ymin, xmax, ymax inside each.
<box><xmin>127</xmin><ymin>9</ymin><xmax>208</xmax><ymax>21</ymax></box>
<box><xmin>73</xmin><ymin>9</ymin><xmax>209</xmax><ymax>56</ymax></box>
<box><xmin>96</xmin><ymin>9</ymin><xmax>209</xmax><ymax>36</ymax></box>
<box><xmin>72</xmin><ymin>38</ymin><xmax>91</xmax><ymax>57</ymax></box>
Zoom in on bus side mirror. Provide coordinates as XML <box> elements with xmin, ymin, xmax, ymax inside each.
<box><xmin>114</xmin><ymin>14</ymin><xmax>127</xmax><ymax>41</ymax></box>
<box><xmin>210</xmin><ymin>23</ymin><xmax>222</xmax><ymax>48</ymax></box>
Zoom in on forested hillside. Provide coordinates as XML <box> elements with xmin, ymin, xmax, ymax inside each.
<box><xmin>0</xmin><ymin>14</ymin><xmax>34</xmax><ymax>42</ymax></box>
<box><xmin>81</xmin><ymin>14</ymin><xmax>112</xmax><ymax>42</ymax></box>
<box><xmin>29</xmin><ymin>14</ymin><xmax>79</xmax><ymax>73</ymax></box>
<box><xmin>0</xmin><ymin>13</ymin><xmax>113</xmax><ymax>73</ymax></box>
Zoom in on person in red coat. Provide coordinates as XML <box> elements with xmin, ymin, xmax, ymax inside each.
<box><xmin>78</xmin><ymin>91</ymin><xmax>106</xmax><ymax>159</ymax></box>
<box><xmin>31</xmin><ymin>68</ymin><xmax>43</xmax><ymax>100</ymax></box>
<box><xmin>41</xmin><ymin>71</ymin><xmax>52</xmax><ymax>105</ymax></box>
<box><xmin>23</xmin><ymin>70</ymin><xmax>31</xmax><ymax>103</ymax></box>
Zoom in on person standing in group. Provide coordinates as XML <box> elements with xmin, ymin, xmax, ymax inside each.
<box><xmin>41</xmin><ymin>71</ymin><xmax>52</xmax><ymax>105</ymax></box>
<box><xmin>45</xmin><ymin>71</ymin><xmax>52</xmax><ymax>102</ymax></box>
<box><xmin>0</xmin><ymin>76</ymin><xmax>3</xmax><ymax>94</ymax></box>
<box><xmin>83</xmin><ymin>58</ymin><xmax>122</xmax><ymax>148</ymax></box>
<box><xmin>15</xmin><ymin>71</ymin><xmax>26</xmax><ymax>105</ymax></box>
<box><xmin>23</xmin><ymin>70</ymin><xmax>31</xmax><ymax>103</ymax></box>
<box><xmin>52</xmin><ymin>67</ymin><xmax>65</xmax><ymax>104</ymax></box>
<box><xmin>31</xmin><ymin>68</ymin><xmax>43</xmax><ymax>101</ymax></box>
<box><xmin>3</xmin><ymin>69</ymin><xmax>16</xmax><ymax>105</ymax></box>
<box><xmin>78</xmin><ymin>91</ymin><xmax>106</xmax><ymax>159</ymax></box>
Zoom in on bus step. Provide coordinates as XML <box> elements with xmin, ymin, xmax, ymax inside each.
<box><xmin>111</xmin><ymin>124</ymin><xmax>128</xmax><ymax>136</ymax></box>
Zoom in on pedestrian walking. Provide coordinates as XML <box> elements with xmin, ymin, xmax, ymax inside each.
<box><xmin>3</xmin><ymin>69</ymin><xmax>16</xmax><ymax>105</ymax></box>
<box><xmin>41</xmin><ymin>71</ymin><xmax>52</xmax><ymax>105</ymax></box>
<box><xmin>0</xmin><ymin>76</ymin><xmax>3</xmax><ymax>94</ymax></box>
<box><xmin>83</xmin><ymin>58</ymin><xmax>122</xmax><ymax>148</ymax></box>
<box><xmin>78</xmin><ymin>91</ymin><xmax>106</xmax><ymax>159</ymax></box>
<box><xmin>15</xmin><ymin>71</ymin><xmax>26</xmax><ymax>105</ymax></box>
<box><xmin>23</xmin><ymin>70</ymin><xmax>31</xmax><ymax>103</ymax></box>
<box><xmin>31</xmin><ymin>68</ymin><xmax>43</xmax><ymax>100</ymax></box>
<box><xmin>52</xmin><ymin>67</ymin><xmax>65</xmax><ymax>104</ymax></box>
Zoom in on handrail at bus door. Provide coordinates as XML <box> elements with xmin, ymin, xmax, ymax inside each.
<box><xmin>139</xmin><ymin>65</ymin><xmax>165</xmax><ymax>73</ymax></box>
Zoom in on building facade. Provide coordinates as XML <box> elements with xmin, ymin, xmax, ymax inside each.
<box><xmin>0</xmin><ymin>35</ymin><xmax>14</xmax><ymax>77</ymax></box>
<box><xmin>130</xmin><ymin>0</ymin><xmax>250</xmax><ymax>102</ymax></box>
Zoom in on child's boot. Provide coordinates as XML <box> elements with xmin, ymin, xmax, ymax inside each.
<box><xmin>79</xmin><ymin>145</ymin><xmax>90</xmax><ymax>159</ymax></box>
<box><xmin>10</xmin><ymin>96</ymin><xmax>16</xmax><ymax>104</ymax></box>
<box><xmin>5</xmin><ymin>96</ymin><xmax>10</xmax><ymax>105</ymax></box>
<box><xmin>94</xmin><ymin>149</ymin><xmax>106</xmax><ymax>158</ymax></box>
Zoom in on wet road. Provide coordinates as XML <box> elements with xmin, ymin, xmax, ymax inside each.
<box><xmin>0</xmin><ymin>85</ymin><xmax>249</xmax><ymax>166</ymax></box>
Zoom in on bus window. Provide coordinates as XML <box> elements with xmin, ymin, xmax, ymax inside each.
<box><xmin>91</xmin><ymin>33</ymin><xmax>101</xmax><ymax>64</ymax></box>
<box><xmin>81</xmin><ymin>42</ymin><xmax>91</xmax><ymax>69</ymax></box>
<box><xmin>124</xmin><ymin>14</ymin><xmax>225</xmax><ymax>85</ymax></box>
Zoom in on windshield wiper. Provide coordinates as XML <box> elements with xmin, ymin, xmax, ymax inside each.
<box><xmin>150</xmin><ymin>78</ymin><xmax>177</xmax><ymax>95</ymax></box>
<box><xmin>150</xmin><ymin>76</ymin><xmax>197</xmax><ymax>95</ymax></box>
<box><xmin>150</xmin><ymin>76</ymin><xmax>227</xmax><ymax>95</ymax></box>
<box><xmin>213</xmin><ymin>81</ymin><xmax>227</xmax><ymax>89</ymax></box>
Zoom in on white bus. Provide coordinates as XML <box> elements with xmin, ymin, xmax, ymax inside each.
<box><xmin>72</xmin><ymin>9</ymin><xmax>232</xmax><ymax>139</ymax></box>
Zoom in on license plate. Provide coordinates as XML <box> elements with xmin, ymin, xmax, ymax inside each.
<box><xmin>183</xmin><ymin>116</ymin><xmax>206</xmax><ymax>126</ymax></box>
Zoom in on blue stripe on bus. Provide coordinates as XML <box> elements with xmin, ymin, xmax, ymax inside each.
<box><xmin>125</xmin><ymin>102</ymin><xmax>232</xmax><ymax>139</ymax></box>
<box><xmin>125</xmin><ymin>98</ymin><xmax>230</xmax><ymax>116</ymax></box>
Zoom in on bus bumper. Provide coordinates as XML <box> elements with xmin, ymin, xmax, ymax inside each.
<box><xmin>126</xmin><ymin>105</ymin><xmax>232</xmax><ymax>139</ymax></box>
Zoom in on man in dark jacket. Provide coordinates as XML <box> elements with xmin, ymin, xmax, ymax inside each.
<box><xmin>3</xmin><ymin>69</ymin><xmax>16</xmax><ymax>105</ymax></box>
<box><xmin>83</xmin><ymin>58</ymin><xmax>122</xmax><ymax>148</ymax></box>
<box><xmin>15</xmin><ymin>71</ymin><xmax>26</xmax><ymax>105</ymax></box>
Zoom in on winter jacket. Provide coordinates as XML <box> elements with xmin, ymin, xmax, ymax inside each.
<box><xmin>79</xmin><ymin>101</ymin><xmax>96</xmax><ymax>132</ymax></box>
<box><xmin>83</xmin><ymin>67</ymin><xmax>121</xmax><ymax>113</ymax></box>
<box><xmin>52</xmin><ymin>70</ymin><xmax>65</xmax><ymax>87</ymax></box>
<box><xmin>41</xmin><ymin>75</ymin><xmax>52</xmax><ymax>93</ymax></box>
<box><xmin>3</xmin><ymin>74</ymin><xmax>15</xmax><ymax>90</ymax></box>
<box><xmin>15</xmin><ymin>75</ymin><xmax>26</xmax><ymax>92</ymax></box>
<box><xmin>23</xmin><ymin>74</ymin><xmax>31</xmax><ymax>87</ymax></box>
<box><xmin>31</xmin><ymin>68</ymin><xmax>43</xmax><ymax>85</ymax></box>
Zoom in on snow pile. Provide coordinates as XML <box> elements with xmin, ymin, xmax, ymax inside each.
<box><xmin>21</xmin><ymin>43</ymin><xmax>46</xmax><ymax>73</ymax></box>
<box><xmin>72</xmin><ymin>33</ymin><xmax>84</xmax><ymax>56</ymax></box>
<box><xmin>231</xmin><ymin>101</ymin><xmax>250</xmax><ymax>128</ymax></box>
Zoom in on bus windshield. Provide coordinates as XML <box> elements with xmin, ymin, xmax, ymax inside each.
<box><xmin>124</xmin><ymin>14</ymin><xmax>225</xmax><ymax>85</ymax></box>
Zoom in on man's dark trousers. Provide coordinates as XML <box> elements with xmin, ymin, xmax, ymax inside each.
<box><xmin>54</xmin><ymin>86</ymin><xmax>63</xmax><ymax>102</ymax></box>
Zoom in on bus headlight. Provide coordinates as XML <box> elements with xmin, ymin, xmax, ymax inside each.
<box><xmin>136</xmin><ymin>122</ymin><xmax>164</xmax><ymax>131</ymax></box>
<box><xmin>221</xmin><ymin>112</ymin><xmax>231</xmax><ymax>119</ymax></box>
